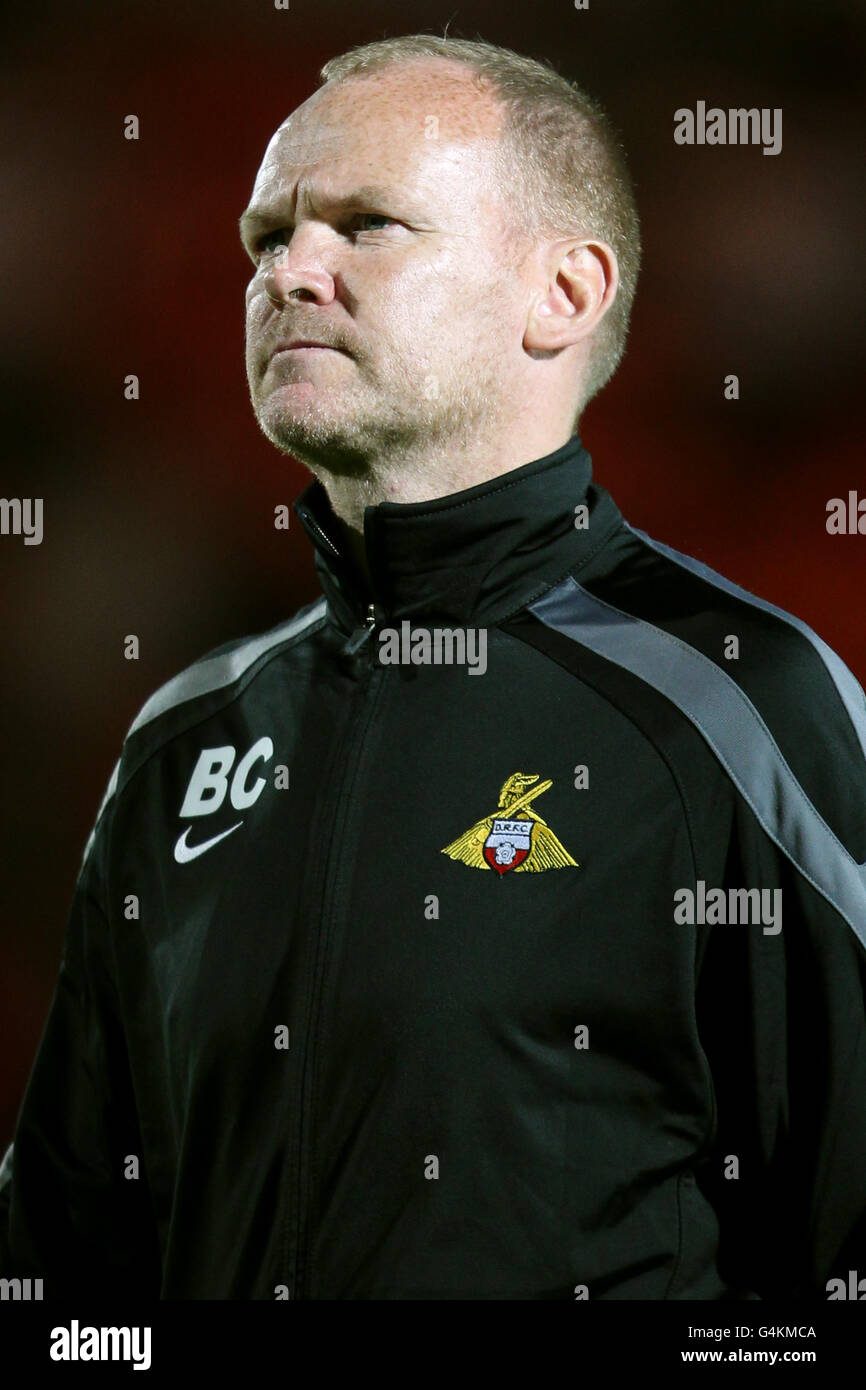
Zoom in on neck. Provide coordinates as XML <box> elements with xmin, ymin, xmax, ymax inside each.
<box><xmin>292</xmin><ymin>431</ymin><xmax>607</xmax><ymax>632</ymax></box>
<box><xmin>304</xmin><ymin>412</ymin><xmax>580</xmax><ymax>538</ymax></box>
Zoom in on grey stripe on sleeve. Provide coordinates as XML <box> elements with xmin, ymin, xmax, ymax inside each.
<box><xmin>127</xmin><ymin>598</ymin><xmax>327</xmax><ymax>737</ymax></box>
<box><xmin>77</xmin><ymin>599</ymin><xmax>327</xmax><ymax>873</ymax></box>
<box><xmin>530</xmin><ymin>576</ymin><xmax>866</xmax><ymax>951</ymax></box>
<box><xmin>0</xmin><ymin>1143</ymin><xmax>13</xmax><ymax>1194</ymax></box>
<box><xmin>626</xmin><ymin>524</ymin><xmax>866</xmax><ymax>772</ymax></box>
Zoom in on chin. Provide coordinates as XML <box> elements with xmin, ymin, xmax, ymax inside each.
<box><xmin>257</xmin><ymin>407</ymin><xmax>370</xmax><ymax>473</ymax></box>
<box><xmin>258</xmin><ymin>388</ymin><xmax>336</xmax><ymax>438</ymax></box>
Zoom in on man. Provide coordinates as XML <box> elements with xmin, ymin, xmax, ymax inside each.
<box><xmin>2</xmin><ymin>34</ymin><xmax>865</xmax><ymax>1301</ymax></box>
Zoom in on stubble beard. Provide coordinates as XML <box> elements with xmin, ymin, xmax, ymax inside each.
<box><xmin>252</xmin><ymin>337</ymin><xmax>511</xmax><ymax>521</ymax></box>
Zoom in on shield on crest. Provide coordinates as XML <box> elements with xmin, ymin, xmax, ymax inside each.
<box><xmin>482</xmin><ymin>817</ymin><xmax>534</xmax><ymax>875</ymax></box>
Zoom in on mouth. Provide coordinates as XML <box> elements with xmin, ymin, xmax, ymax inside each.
<box><xmin>270</xmin><ymin>340</ymin><xmax>340</xmax><ymax>358</ymax></box>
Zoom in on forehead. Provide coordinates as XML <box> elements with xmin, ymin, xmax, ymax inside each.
<box><xmin>248</xmin><ymin>61</ymin><xmax>505</xmax><ymax>212</ymax></box>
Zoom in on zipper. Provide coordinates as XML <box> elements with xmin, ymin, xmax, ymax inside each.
<box><xmin>295</xmin><ymin>504</ymin><xmax>342</xmax><ymax>560</ymax></box>
<box><xmin>343</xmin><ymin>602</ymin><xmax>378</xmax><ymax>656</ymax></box>
<box><xmin>289</xmin><ymin>626</ymin><xmax>385</xmax><ymax>1299</ymax></box>
<box><xmin>296</xmin><ymin>499</ymin><xmax>380</xmax><ymax>658</ymax></box>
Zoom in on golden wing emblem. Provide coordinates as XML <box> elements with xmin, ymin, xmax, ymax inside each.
<box><xmin>440</xmin><ymin>815</ymin><xmax>497</xmax><ymax>870</ymax></box>
<box><xmin>441</xmin><ymin>772</ymin><xmax>578</xmax><ymax>873</ymax></box>
<box><xmin>512</xmin><ymin>821</ymin><xmax>577</xmax><ymax>871</ymax></box>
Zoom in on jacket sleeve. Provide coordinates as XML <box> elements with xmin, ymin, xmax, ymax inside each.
<box><xmin>694</xmin><ymin>719</ymin><xmax>866</xmax><ymax>1301</ymax></box>
<box><xmin>0</xmin><ymin>769</ymin><xmax>162</xmax><ymax>1298</ymax></box>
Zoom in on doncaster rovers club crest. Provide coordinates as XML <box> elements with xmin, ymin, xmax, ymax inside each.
<box><xmin>441</xmin><ymin>772</ymin><xmax>578</xmax><ymax>876</ymax></box>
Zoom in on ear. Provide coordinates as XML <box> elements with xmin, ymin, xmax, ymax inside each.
<box><xmin>524</xmin><ymin>238</ymin><xmax>619</xmax><ymax>354</ymax></box>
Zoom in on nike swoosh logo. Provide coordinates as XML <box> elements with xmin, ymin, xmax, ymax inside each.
<box><xmin>174</xmin><ymin>822</ymin><xmax>243</xmax><ymax>864</ymax></box>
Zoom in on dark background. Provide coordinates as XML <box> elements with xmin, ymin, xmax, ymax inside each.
<box><xmin>1</xmin><ymin>0</ymin><xmax>864</xmax><ymax>1148</ymax></box>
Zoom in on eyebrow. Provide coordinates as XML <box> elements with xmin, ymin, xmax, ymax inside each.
<box><xmin>238</xmin><ymin>185</ymin><xmax>414</xmax><ymax>248</ymax></box>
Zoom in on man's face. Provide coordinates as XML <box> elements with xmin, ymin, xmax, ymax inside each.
<box><xmin>241</xmin><ymin>63</ymin><xmax>530</xmax><ymax>475</ymax></box>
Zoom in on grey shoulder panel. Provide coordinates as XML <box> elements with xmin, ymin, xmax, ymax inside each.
<box><xmin>127</xmin><ymin>597</ymin><xmax>327</xmax><ymax>738</ymax></box>
<box><xmin>77</xmin><ymin>598</ymin><xmax>327</xmax><ymax>876</ymax></box>
<box><xmin>529</xmin><ymin>575</ymin><xmax>866</xmax><ymax>951</ymax></box>
<box><xmin>78</xmin><ymin>757</ymin><xmax>120</xmax><ymax>877</ymax></box>
<box><xmin>626</xmin><ymin>523</ymin><xmax>866</xmax><ymax>770</ymax></box>
<box><xmin>0</xmin><ymin>1142</ymin><xmax>12</xmax><ymax>1194</ymax></box>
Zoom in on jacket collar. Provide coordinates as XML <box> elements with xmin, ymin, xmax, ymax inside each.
<box><xmin>292</xmin><ymin>433</ymin><xmax>621</xmax><ymax>632</ymax></box>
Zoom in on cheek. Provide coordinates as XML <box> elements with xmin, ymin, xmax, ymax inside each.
<box><xmin>245</xmin><ymin>280</ymin><xmax>268</xmax><ymax>321</ymax></box>
<box><xmin>243</xmin><ymin>291</ymin><xmax>267</xmax><ymax>365</ymax></box>
<box><xmin>358</xmin><ymin>254</ymin><xmax>471</xmax><ymax>343</ymax></box>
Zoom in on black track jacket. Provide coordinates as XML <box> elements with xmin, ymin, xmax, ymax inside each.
<box><xmin>3</xmin><ymin>434</ymin><xmax>866</xmax><ymax>1300</ymax></box>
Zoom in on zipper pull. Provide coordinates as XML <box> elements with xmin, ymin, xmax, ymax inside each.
<box><xmin>343</xmin><ymin>602</ymin><xmax>377</xmax><ymax>655</ymax></box>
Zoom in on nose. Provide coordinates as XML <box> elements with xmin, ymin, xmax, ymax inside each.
<box><xmin>261</xmin><ymin>231</ymin><xmax>336</xmax><ymax>307</ymax></box>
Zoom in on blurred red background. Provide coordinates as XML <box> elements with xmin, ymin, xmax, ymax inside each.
<box><xmin>1</xmin><ymin>0</ymin><xmax>864</xmax><ymax>1146</ymax></box>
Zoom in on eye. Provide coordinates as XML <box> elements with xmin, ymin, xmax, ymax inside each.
<box><xmin>350</xmin><ymin>212</ymin><xmax>398</xmax><ymax>234</ymax></box>
<box><xmin>249</xmin><ymin>213</ymin><xmax>399</xmax><ymax>262</ymax></box>
<box><xmin>254</xmin><ymin>229</ymin><xmax>290</xmax><ymax>259</ymax></box>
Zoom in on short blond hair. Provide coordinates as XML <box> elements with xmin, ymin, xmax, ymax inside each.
<box><xmin>319</xmin><ymin>34</ymin><xmax>641</xmax><ymax>417</ymax></box>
